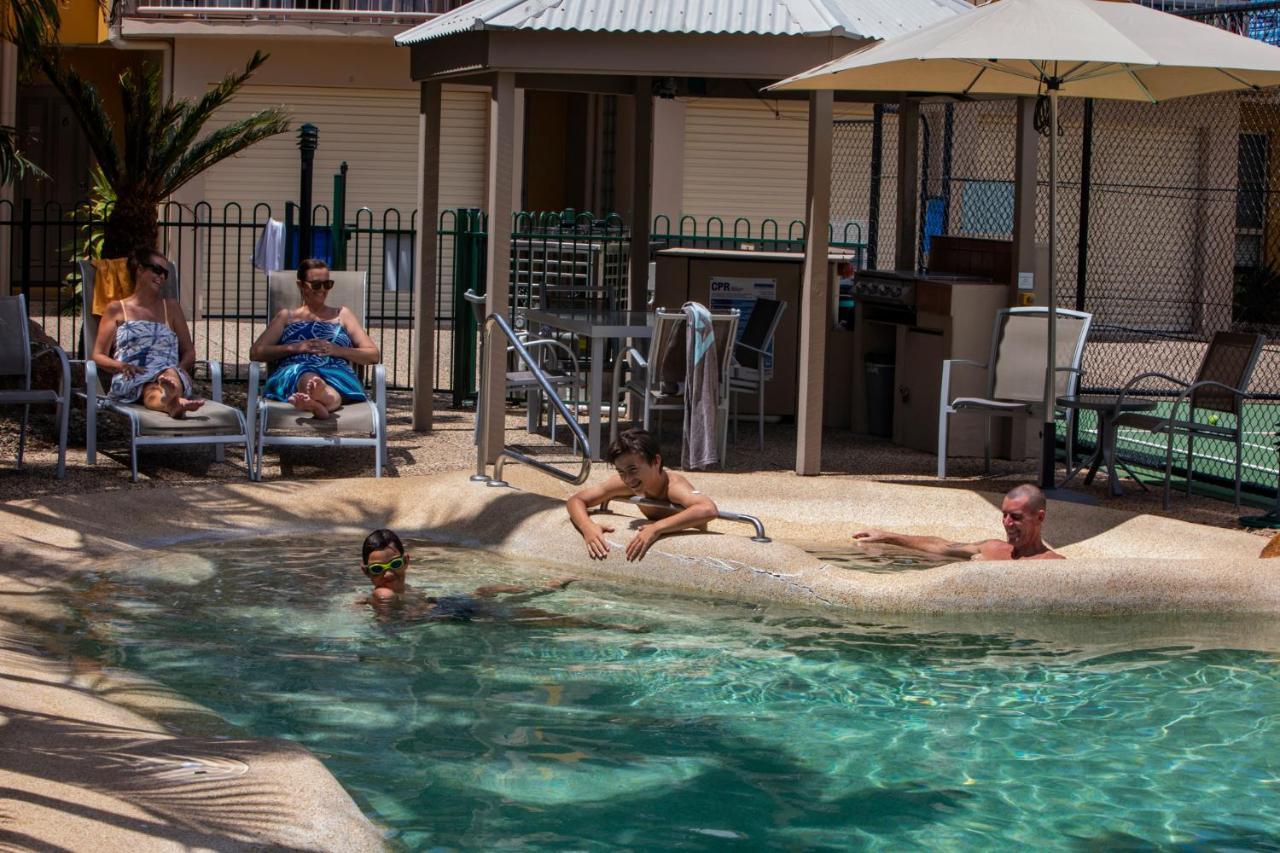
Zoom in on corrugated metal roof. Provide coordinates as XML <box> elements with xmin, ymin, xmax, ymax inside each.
<box><xmin>396</xmin><ymin>0</ymin><xmax>971</xmax><ymax>46</ymax></box>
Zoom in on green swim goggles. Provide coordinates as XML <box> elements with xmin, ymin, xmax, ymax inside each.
<box><xmin>363</xmin><ymin>556</ymin><xmax>406</xmax><ymax>576</ymax></box>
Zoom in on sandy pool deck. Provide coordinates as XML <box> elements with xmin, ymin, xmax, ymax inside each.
<box><xmin>2</xmin><ymin>468</ymin><xmax>1279</xmax><ymax>849</ymax></box>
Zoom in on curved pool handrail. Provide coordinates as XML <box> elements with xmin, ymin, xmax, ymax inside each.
<box><xmin>475</xmin><ymin>310</ymin><xmax>591</xmax><ymax>488</ymax></box>
<box><xmin>597</xmin><ymin>495</ymin><xmax>771</xmax><ymax>543</ymax></box>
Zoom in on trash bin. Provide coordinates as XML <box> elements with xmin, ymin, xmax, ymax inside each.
<box><xmin>865</xmin><ymin>357</ymin><xmax>895</xmax><ymax>438</ymax></box>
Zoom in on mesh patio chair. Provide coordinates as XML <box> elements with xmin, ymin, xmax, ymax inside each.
<box><xmin>247</xmin><ymin>270</ymin><xmax>387</xmax><ymax>479</ymax></box>
<box><xmin>1111</xmin><ymin>331</ymin><xmax>1265</xmax><ymax>508</ymax></box>
<box><xmin>77</xmin><ymin>260</ymin><xmax>250</xmax><ymax>482</ymax></box>
<box><xmin>0</xmin><ymin>295</ymin><xmax>70</xmax><ymax>478</ymax></box>
<box><xmin>463</xmin><ymin>289</ymin><xmax>579</xmax><ymax>447</ymax></box>
<box><xmin>610</xmin><ymin>307</ymin><xmax>739</xmax><ymax>464</ymax></box>
<box><xmin>728</xmin><ymin>298</ymin><xmax>787</xmax><ymax>450</ymax></box>
<box><xmin>937</xmin><ymin>306</ymin><xmax>1093</xmax><ymax>478</ymax></box>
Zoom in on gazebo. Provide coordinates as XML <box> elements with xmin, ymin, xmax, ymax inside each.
<box><xmin>395</xmin><ymin>0</ymin><xmax>972</xmax><ymax>473</ymax></box>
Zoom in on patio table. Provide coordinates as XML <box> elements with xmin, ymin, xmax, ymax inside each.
<box><xmin>1057</xmin><ymin>394</ymin><xmax>1158</xmax><ymax>496</ymax></box>
<box><xmin>525</xmin><ymin>308</ymin><xmax>653</xmax><ymax>461</ymax></box>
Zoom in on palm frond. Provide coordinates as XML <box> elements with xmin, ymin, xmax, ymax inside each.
<box><xmin>154</xmin><ymin>51</ymin><xmax>274</xmax><ymax>181</ymax></box>
<box><xmin>0</xmin><ymin>125</ymin><xmax>49</xmax><ymax>186</ymax></box>
<box><xmin>119</xmin><ymin>64</ymin><xmax>165</xmax><ymax>188</ymax></box>
<box><xmin>161</xmin><ymin>107</ymin><xmax>291</xmax><ymax>196</ymax></box>
<box><xmin>38</xmin><ymin>59</ymin><xmax>123</xmax><ymax>186</ymax></box>
<box><xmin>2</xmin><ymin>0</ymin><xmax>60</xmax><ymax>50</ymax></box>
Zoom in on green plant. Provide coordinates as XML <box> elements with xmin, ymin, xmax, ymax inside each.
<box><xmin>60</xmin><ymin>165</ymin><xmax>117</xmax><ymax>314</ymax></box>
<box><xmin>0</xmin><ymin>0</ymin><xmax>60</xmax><ymax>186</ymax></box>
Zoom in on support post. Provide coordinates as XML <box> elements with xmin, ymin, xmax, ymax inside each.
<box><xmin>894</xmin><ymin>97</ymin><xmax>919</xmax><ymax>271</ymax></box>
<box><xmin>480</xmin><ymin>72</ymin><xmax>516</xmax><ymax>464</ymax></box>
<box><xmin>1012</xmin><ymin>97</ymin><xmax>1039</xmax><ymax>300</ymax></box>
<box><xmin>796</xmin><ymin>90</ymin><xmax>833</xmax><ymax>476</ymax></box>
<box><xmin>629</xmin><ymin>77</ymin><xmax>654</xmax><ymax>310</ymax></box>
<box><xmin>412</xmin><ymin>82</ymin><xmax>442</xmax><ymax>431</ymax></box>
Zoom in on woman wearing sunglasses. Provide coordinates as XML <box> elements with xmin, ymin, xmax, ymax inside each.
<box><xmin>250</xmin><ymin>258</ymin><xmax>380</xmax><ymax>419</ymax></box>
<box><xmin>92</xmin><ymin>246</ymin><xmax>205</xmax><ymax>419</ymax></box>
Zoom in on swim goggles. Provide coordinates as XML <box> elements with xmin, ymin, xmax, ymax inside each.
<box><xmin>363</xmin><ymin>556</ymin><xmax>406</xmax><ymax>576</ymax></box>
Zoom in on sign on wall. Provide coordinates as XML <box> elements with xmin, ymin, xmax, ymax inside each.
<box><xmin>709</xmin><ymin>276</ymin><xmax>777</xmax><ymax>378</ymax></box>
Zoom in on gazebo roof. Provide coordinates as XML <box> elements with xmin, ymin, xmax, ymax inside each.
<box><xmin>396</xmin><ymin>0</ymin><xmax>970</xmax><ymax>46</ymax></box>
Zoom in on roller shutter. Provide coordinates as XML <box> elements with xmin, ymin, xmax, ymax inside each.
<box><xmin>197</xmin><ymin>85</ymin><xmax>486</xmax><ymax>316</ymax></box>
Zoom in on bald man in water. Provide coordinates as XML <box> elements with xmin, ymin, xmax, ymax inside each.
<box><xmin>852</xmin><ymin>483</ymin><xmax>1064</xmax><ymax>561</ymax></box>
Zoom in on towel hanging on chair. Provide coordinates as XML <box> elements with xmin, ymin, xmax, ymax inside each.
<box><xmin>681</xmin><ymin>301</ymin><xmax>719</xmax><ymax>470</ymax></box>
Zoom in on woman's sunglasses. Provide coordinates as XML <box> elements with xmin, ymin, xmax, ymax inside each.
<box><xmin>303</xmin><ymin>279</ymin><xmax>335</xmax><ymax>291</ymax></box>
<box><xmin>141</xmin><ymin>261</ymin><xmax>170</xmax><ymax>279</ymax></box>
<box><xmin>363</xmin><ymin>555</ymin><xmax>406</xmax><ymax>576</ymax></box>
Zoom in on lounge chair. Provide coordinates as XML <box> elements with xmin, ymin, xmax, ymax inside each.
<box><xmin>729</xmin><ymin>297</ymin><xmax>787</xmax><ymax>450</ymax></box>
<box><xmin>246</xmin><ymin>270</ymin><xmax>387</xmax><ymax>479</ymax></box>
<box><xmin>77</xmin><ymin>260</ymin><xmax>251</xmax><ymax>482</ymax></box>
<box><xmin>1111</xmin><ymin>330</ymin><xmax>1265</xmax><ymax>508</ymax></box>
<box><xmin>937</xmin><ymin>306</ymin><xmax>1092</xmax><ymax>478</ymax></box>
<box><xmin>0</xmin><ymin>295</ymin><xmax>71</xmax><ymax>478</ymax></box>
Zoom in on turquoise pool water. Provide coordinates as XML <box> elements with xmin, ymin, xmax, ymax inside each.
<box><xmin>71</xmin><ymin>539</ymin><xmax>1280</xmax><ymax>850</ymax></box>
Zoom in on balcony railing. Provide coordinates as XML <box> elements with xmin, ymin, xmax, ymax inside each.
<box><xmin>128</xmin><ymin>0</ymin><xmax>467</xmax><ymax>23</ymax></box>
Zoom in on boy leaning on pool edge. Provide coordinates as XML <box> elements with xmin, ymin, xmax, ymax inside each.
<box><xmin>567</xmin><ymin>428</ymin><xmax>718</xmax><ymax>562</ymax></box>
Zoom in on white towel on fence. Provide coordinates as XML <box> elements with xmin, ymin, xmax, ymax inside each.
<box><xmin>253</xmin><ymin>218</ymin><xmax>285</xmax><ymax>272</ymax></box>
<box><xmin>681</xmin><ymin>301</ymin><xmax>719</xmax><ymax>470</ymax></box>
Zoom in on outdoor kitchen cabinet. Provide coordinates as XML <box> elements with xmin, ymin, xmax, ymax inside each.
<box><xmin>654</xmin><ymin>247</ymin><xmax>858</xmax><ymax>427</ymax></box>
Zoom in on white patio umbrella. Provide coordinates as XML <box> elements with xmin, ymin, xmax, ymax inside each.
<box><xmin>769</xmin><ymin>0</ymin><xmax>1280</xmax><ymax>487</ymax></box>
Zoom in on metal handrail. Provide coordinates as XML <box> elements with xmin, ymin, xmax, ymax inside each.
<box><xmin>475</xmin><ymin>311</ymin><xmax>591</xmax><ymax>488</ymax></box>
<box><xmin>597</xmin><ymin>496</ymin><xmax>771</xmax><ymax>543</ymax></box>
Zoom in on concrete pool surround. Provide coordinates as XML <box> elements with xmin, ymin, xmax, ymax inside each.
<box><xmin>2</xmin><ymin>468</ymin><xmax>1279</xmax><ymax>850</ymax></box>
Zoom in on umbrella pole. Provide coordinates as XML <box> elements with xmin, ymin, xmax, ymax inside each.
<box><xmin>1040</xmin><ymin>86</ymin><xmax>1060</xmax><ymax>490</ymax></box>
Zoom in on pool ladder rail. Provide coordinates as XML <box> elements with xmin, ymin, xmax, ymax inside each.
<box><xmin>472</xmin><ymin>310</ymin><xmax>592</xmax><ymax>488</ymax></box>
<box><xmin>596</xmin><ymin>496</ymin><xmax>771</xmax><ymax>543</ymax></box>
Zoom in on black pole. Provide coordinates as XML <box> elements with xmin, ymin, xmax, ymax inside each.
<box><xmin>1074</xmin><ymin>99</ymin><xmax>1094</xmax><ymax>313</ymax></box>
<box><xmin>297</xmin><ymin>123</ymin><xmax>318</xmax><ymax>262</ymax></box>
<box><xmin>941</xmin><ymin>103</ymin><xmax>954</xmax><ymax>238</ymax></box>
<box><xmin>918</xmin><ymin>113</ymin><xmax>931</xmax><ymax>273</ymax></box>
<box><xmin>868</xmin><ymin>104</ymin><xmax>884</xmax><ymax>270</ymax></box>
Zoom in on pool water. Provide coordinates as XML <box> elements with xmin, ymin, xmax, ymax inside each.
<box><xmin>70</xmin><ymin>538</ymin><xmax>1280</xmax><ymax>850</ymax></box>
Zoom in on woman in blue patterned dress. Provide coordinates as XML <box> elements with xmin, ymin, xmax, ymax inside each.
<box><xmin>92</xmin><ymin>246</ymin><xmax>205</xmax><ymax>419</ymax></box>
<box><xmin>250</xmin><ymin>258</ymin><xmax>380</xmax><ymax>420</ymax></box>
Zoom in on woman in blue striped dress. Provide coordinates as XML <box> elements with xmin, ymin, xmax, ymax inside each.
<box><xmin>91</xmin><ymin>246</ymin><xmax>205</xmax><ymax>419</ymax></box>
<box><xmin>250</xmin><ymin>259</ymin><xmax>380</xmax><ymax>420</ymax></box>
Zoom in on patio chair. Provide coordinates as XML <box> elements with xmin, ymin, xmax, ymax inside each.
<box><xmin>728</xmin><ymin>298</ymin><xmax>787</xmax><ymax>450</ymax></box>
<box><xmin>247</xmin><ymin>270</ymin><xmax>387</xmax><ymax>479</ymax></box>
<box><xmin>463</xmin><ymin>289</ymin><xmax>579</xmax><ymax>447</ymax></box>
<box><xmin>77</xmin><ymin>260</ymin><xmax>250</xmax><ymax>482</ymax></box>
<box><xmin>1110</xmin><ymin>331</ymin><xmax>1264</xmax><ymax>509</ymax></box>
<box><xmin>0</xmin><ymin>295</ymin><xmax>70</xmax><ymax>478</ymax></box>
<box><xmin>610</xmin><ymin>307</ymin><xmax>739</xmax><ymax>464</ymax></box>
<box><xmin>937</xmin><ymin>306</ymin><xmax>1093</xmax><ymax>478</ymax></box>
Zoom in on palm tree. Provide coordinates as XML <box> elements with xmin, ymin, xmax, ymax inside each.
<box><xmin>0</xmin><ymin>0</ymin><xmax>60</xmax><ymax>185</ymax></box>
<box><xmin>38</xmin><ymin>50</ymin><xmax>290</xmax><ymax>256</ymax></box>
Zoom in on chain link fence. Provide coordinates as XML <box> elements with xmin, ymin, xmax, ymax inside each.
<box><xmin>832</xmin><ymin>90</ymin><xmax>1280</xmax><ymax>496</ymax></box>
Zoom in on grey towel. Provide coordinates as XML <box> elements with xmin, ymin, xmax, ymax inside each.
<box><xmin>681</xmin><ymin>301</ymin><xmax>719</xmax><ymax>470</ymax></box>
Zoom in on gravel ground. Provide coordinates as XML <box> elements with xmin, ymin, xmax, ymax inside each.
<box><xmin>1</xmin><ymin>387</ymin><xmax>1273</xmax><ymax>538</ymax></box>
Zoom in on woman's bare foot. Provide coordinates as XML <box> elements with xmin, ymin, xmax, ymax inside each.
<box><xmin>288</xmin><ymin>391</ymin><xmax>330</xmax><ymax>419</ymax></box>
<box><xmin>157</xmin><ymin>372</ymin><xmax>204</xmax><ymax>419</ymax></box>
<box><xmin>167</xmin><ymin>397</ymin><xmax>205</xmax><ymax>419</ymax></box>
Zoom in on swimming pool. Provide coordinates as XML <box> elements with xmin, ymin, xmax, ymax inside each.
<box><xmin>70</xmin><ymin>537</ymin><xmax>1280</xmax><ymax>850</ymax></box>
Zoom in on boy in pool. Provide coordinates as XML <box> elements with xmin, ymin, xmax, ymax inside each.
<box><xmin>566</xmin><ymin>428</ymin><xmax>719</xmax><ymax>562</ymax></box>
<box><xmin>360</xmin><ymin>529</ymin><xmax>645</xmax><ymax>631</ymax></box>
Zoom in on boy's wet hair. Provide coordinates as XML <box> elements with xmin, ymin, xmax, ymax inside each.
<box><xmin>607</xmin><ymin>428</ymin><xmax>661</xmax><ymax>467</ymax></box>
<box><xmin>362</xmin><ymin>528</ymin><xmax>405</xmax><ymax>562</ymax></box>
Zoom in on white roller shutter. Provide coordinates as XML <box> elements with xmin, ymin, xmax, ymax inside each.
<box><xmin>681</xmin><ymin>98</ymin><xmax>871</xmax><ymax>237</ymax></box>
<box><xmin>196</xmin><ymin>85</ymin><xmax>486</xmax><ymax>315</ymax></box>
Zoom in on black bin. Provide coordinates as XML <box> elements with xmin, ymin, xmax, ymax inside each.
<box><xmin>865</xmin><ymin>358</ymin><xmax>895</xmax><ymax>438</ymax></box>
